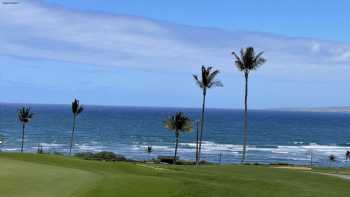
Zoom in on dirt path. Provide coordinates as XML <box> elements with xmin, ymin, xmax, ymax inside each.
<box><xmin>271</xmin><ymin>166</ymin><xmax>350</xmax><ymax>181</ymax></box>
<box><xmin>313</xmin><ymin>172</ymin><xmax>350</xmax><ymax>181</ymax></box>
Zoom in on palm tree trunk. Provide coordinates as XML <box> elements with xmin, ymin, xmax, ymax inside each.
<box><xmin>21</xmin><ymin>123</ymin><xmax>25</xmax><ymax>152</ymax></box>
<box><xmin>241</xmin><ymin>72</ymin><xmax>249</xmax><ymax>163</ymax></box>
<box><xmin>69</xmin><ymin>115</ymin><xmax>76</xmax><ymax>156</ymax></box>
<box><xmin>195</xmin><ymin>121</ymin><xmax>199</xmax><ymax>163</ymax></box>
<box><xmin>197</xmin><ymin>90</ymin><xmax>206</xmax><ymax>165</ymax></box>
<box><xmin>174</xmin><ymin>131</ymin><xmax>179</xmax><ymax>164</ymax></box>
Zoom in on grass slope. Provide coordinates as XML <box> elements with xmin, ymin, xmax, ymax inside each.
<box><xmin>314</xmin><ymin>168</ymin><xmax>350</xmax><ymax>175</ymax></box>
<box><xmin>0</xmin><ymin>153</ymin><xmax>349</xmax><ymax>197</ymax></box>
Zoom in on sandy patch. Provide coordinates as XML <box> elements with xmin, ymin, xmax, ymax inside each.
<box><xmin>272</xmin><ymin>166</ymin><xmax>312</xmax><ymax>171</ymax></box>
<box><xmin>136</xmin><ymin>164</ymin><xmax>171</xmax><ymax>171</ymax></box>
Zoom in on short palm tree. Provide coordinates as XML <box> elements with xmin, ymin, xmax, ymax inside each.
<box><xmin>164</xmin><ymin>112</ymin><xmax>192</xmax><ymax>164</ymax></box>
<box><xmin>193</xmin><ymin>66</ymin><xmax>223</xmax><ymax>164</ymax></box>
<box><xmin>232</xmin><ymin>47</ymin><xmax>266</xmax><ymax>163</ymax></box>
<box><xmin>69</xmin><ymin>99</ymin><xmax>84</xmax><ymax>155</ymax></box>
<box><xmin>18</xmin><ymin>106</ymin><xmax>34</xmax><ymax>152</ymax></box>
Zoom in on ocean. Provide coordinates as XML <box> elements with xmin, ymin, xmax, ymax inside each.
<box><xmin>0</xmin><ymin>103</ymin><xmax>350</xmax><ymax>166</ymax></box>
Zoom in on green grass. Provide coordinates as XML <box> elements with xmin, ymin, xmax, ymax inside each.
<box><xmin>313</xmin><ymin>167</ymin><xmax>350</xmax><ymax>175</ymax></box>
<box><xmin>0</xmin><ymin>153</ymin><xmax>349</xmax><ymax>197</ymax></box>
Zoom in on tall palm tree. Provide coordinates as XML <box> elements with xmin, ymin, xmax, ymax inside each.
<box><xmin>164</xmin><ymin>112</ymin><xmax>192</xmax><ymax>164</ymax></box>
<box><xmin>232</xmin><ymin>47</ymin><xmax>266</xmax><ymax>163</ymax></box>
<box><xmin>69</xmin><ymin>98</ymin><xmax>84</xmax><ymax>155</ymax></box>
<box><xmin>18</xmin><ymin>106</ymin><xmax>34</xmax><ymax>152</ymax></box>
<box><xmin>193</xmin><ymin>66</ymin><xmax>223</xmax><ymax>165</ymax></box>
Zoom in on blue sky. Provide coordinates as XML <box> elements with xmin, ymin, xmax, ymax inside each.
<box><xmin>0</xmin><ymin>0</ymin><xmax>350</xmax><ymax>109</ymax></box>
<box><xmin>45</xmin><ymin>0</ymin><xmax>350</xmax><ymax>42</ymax></box>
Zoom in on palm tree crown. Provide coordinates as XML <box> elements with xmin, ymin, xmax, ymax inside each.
<box><xmin>232</xmin><ymin>47</ymin><xmax>266</xmax><ymax>74</ymax></box>
<box><xmin>164</xmin><ymin>112</ymin><xmax>192</xmax><ymax>133</ymax></box>
<box><xmin>18</xmin><ymin>107</ymin><xmax>34</xmax><ymax>124</ymax></box>
<box><xmin>72</xmin><ymin>99</ymin><xmax>84</xmax><ymax>116</ymax></box>
<box><xmin>193</xmin><ymin>66</ymin><xmax>223</xmax><ymax>93</ymax></box>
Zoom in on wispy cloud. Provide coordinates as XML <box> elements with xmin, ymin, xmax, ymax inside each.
<box><xmin>1</xmin><ymin>0</ymin><xmax>350</xmax><ymax>75</ymax></box>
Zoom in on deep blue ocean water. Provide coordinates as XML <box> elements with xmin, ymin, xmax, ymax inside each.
<box><xmin>1</xmin><ymin>103</ymin><xmax>350</xmax><ymax>166</ymax></box>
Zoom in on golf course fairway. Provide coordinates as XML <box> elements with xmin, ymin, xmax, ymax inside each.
<box><xmin>0</xmin><ymin>153</ymin><xmax>349</xmax><ymax>197</ymax></box>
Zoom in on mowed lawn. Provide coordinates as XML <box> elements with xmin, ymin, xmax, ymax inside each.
<box><xmin>314</xmin><ymin>167</ymin><xmax>350</xmax><ymax>175</ymax></box>
<box><xmin>0</xmin><ymin>153</ymin><xmax>349</xmax><ymax>197</ymax></box>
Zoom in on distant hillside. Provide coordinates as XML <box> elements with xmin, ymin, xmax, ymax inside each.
<box><xmin>271</xmin><ymin>106</ymin><xmax>350</xmax><ymax>113</ymax></box>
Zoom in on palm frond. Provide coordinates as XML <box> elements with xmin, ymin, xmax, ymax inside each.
<box><xmin>201</xmin><ymin>66</ymin><xmax>208</xmax><ymax>86</ymax></box>
<box><xmin>77</xmin><ymin>106</ymin><xmax>84</xmax><ymax>114</ymax></box>
<box><xmin>72</xmin><ymin>98</ymin><xmax>84</xmax><ymax>116</ymax></box>
<box><xmin>193</xmin><ymin>75</ymin><xmax>204</xmax><ymax>89</ymax></box>
<box><xmin>208</xmin><ymin>80</ymin><xmax>223</xmax><ymax>88</ymax></box>
<box><xmin>208</xmin><ymin>70</ymin><xmax>220</xmax><ymax>84</ymax></box>
<box><xmin>182</xmin><ymin>120</ymin><xmax>193</xmax><ymax>132</ymax></box>
<box><xmin>252</xmin><ymin>51</ymin><xmax>266</xmax><ymax>69</ymax></box>
<box><xmin>164</xmin><ymin>118</ymin><xmax>176</xmax><ymax>130</ymax></box>
<box><xmin>28</xmin><ymin>112</ymin><xmax>34</xmax><ymax>119</ymax></box>
<box><xmin>207</xmin><ymin>66</ymin><xmax>213</xmax><ymax>72</ymax></box>
<box><xmin>232</xmin><ymin>51</ymin><xmax>245</xmax><ymax>71</ymax></box>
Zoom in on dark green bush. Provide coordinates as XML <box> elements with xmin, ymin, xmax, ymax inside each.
<box><xmin>74</xmin><ymin>152</ymin><xmax>95</xmax><ymax>159</ymax></box>
<box><xmin>270</xmin><ymin>162</ymin><xmax>291</xmax><ymax>166</ymax></box>
<box><xmin>94</xmin><ymin>151</ymin><xmax>126</xmax><ymax>161</ymax></box>
<box><xmin>175</xmin><ymin>160</ymin><xmax>195</xmax><ymax>165</ymax></box>
<box><xmin>52</xmin><ymin>151</ymin><xmax>64</xmax><ymax>156</ymax></box>
<box><xmin>74</xmin><ymin>151</ymin><xmax>126</xmax><ymax>161</ymax></box>
<box><xmin>158</xmin><ymin>156</ymin><xmax>177</xmax><ymax>164</ymax></box>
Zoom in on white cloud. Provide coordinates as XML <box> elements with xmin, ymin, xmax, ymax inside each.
<box><xmin>310</xmin><ymin>41</ymin><xmax>321</xmax><ymax>53</ymax></box>
<box><xmin>1</xmin><ymin>0</ymin><xmax>350</xmax><ymax>75</ymax></box>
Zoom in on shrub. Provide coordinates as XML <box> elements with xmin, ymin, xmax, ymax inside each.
<box><xmin>94</xmin><ymin>151</ymin><xmax>126</xmax><ymax>161</ymax></box>
<box><xmin>74</xmin><ymin>151</ymin><xmax>127</xmax><ymax>162</ymax></box>
<box><xmin>270</xmin><ymin>162</ymin><xmax>291</xmax><ymax>166</ymax></box>
<box><xmin>158</xmin><ymin>156</ymin><xmax>177</xmax><ymax>164</ymax></box>
<box><xmin>75</xmin><ymin>152</ymin><xmax>95</xmax><ymax>160</ymax></box>
<box><xmin>199</xmin><ymin>160</ymin><xmax>213</xmax><ymax>165</ymax></box>
<box><xmin>52</xmin><ymin>151</ymin><xmax>64</xmax><ymax>156</ymax></box>
<box><xmin>175</xmin><ymin>160</ymin><xmax>195</xmax><ymax>165</ymax></box>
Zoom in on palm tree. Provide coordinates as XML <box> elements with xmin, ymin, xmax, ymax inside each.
<box><xmin>164</xmin><ymin>112</ymin><xmax>192</xmax><ymax>164</ymax></box>
<box><xmin>193</xmin><ymin>66</ymin><xmax>223</xmax><ymax>165</ymax></box>
<box><xmin>232</xmin><ymin>47</ymin><xmax>266</xmax><ymax>163</ymax></box>
<box><xmin>18</xmin><ymin>106</ymin><xmax>34</xmax><ymax>152</ymax></box>
<box><xmin>69</xmin><ymin>98</ymin><xmax>84</xmax><ymax>155</ymax></box>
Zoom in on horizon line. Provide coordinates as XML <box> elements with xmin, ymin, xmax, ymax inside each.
<box><xmin>0</xmin><ymin>101</ymin><xmax>265</xmax><ymax>111</ymax></box>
